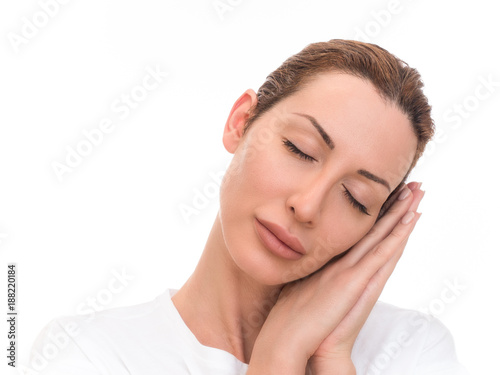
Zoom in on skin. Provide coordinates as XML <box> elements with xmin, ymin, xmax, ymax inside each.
<box><xmin>172</xmin><ymin>72</ymin><xmax>425</xmax><ymax>373</ymax></box>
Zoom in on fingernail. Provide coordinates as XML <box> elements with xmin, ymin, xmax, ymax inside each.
<box><xmin>417</xmin><ymin>190</ymin><xmax>426</xmax><ymax>203</ymax></box>
<box><xmin>398</xmin><ymin>186</ymin><xmax>411</xmax><ymax>200</ymax></box>
<box><xmin>401</xmin><ymin>211</ymin><xmax>415</xmax><ymax>224</ymax></box>
<box><xmin>409</xmin><ymin>182</ymin><xmax>422</xmax><ymax>191</ymax></box>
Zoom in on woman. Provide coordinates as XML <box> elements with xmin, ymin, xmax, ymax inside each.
<box><xmin>30</xmin><ymin>40</ymin><xmax>467</xmax><ymax>374</ymax></box>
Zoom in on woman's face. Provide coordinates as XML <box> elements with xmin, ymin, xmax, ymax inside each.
<box><xmin>219</xmin><ymin>73</ymin><xmax>418</xmax><ymax>286</ymax></box>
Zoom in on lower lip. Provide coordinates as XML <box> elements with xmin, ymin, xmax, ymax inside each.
<box><xmin>254</xmin><ymin>219</ymin><xmax>304</xmax><ymax>261</ymax></box>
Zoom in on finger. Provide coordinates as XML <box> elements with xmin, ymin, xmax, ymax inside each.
<box><xmin>318</xmin><ymin>183</ymin><xmax>421</xmax><ymax>270</ymax></box>
<box><xmin>355</xmin><ymin>207</ymin><xmax>421</xmax><ymax>277</ymax></box>
<box><xmin>342</xmin><ymin>184</ymin><xmax>424</xmax><ymax>267</ymax></box>
<box><xmin>332</xmin><ymin>214</ymin><xmax>423</xmax><ymax>339</ymax></box>
<box><xmin>317</xmin><ymin>210</ymin><xmax>421</xmax><ymax>325</ymax></box>
<box><xmin>336</xmin><ymin>211</ymin><xmax>422</xmax><ymax>332</ymax></box>
<box><xmin>366</xmin><ymin>212</ymin><xmax>422</xmax><ymax>295</ymax></box>
<box><xmin>377</xmin><ymin>181</ymin><xmax>420</xmax><ymax>220</ymax></box>
<box><xmin>352</xmin><ymin>212</ymin><xmax>423</xmax><ymax>319</ymax></box>
<box><xmin>407</xmin><ymin>181</ymin><xmax>421</xmax><ymax>191</ymax></box>
<box><xmin>389</xmin><ymin>186</ymin><xmax>424</xmax><ymax>216</ymax></box>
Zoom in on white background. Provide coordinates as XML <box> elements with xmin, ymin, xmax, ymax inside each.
<box><xmin>1</xmin><ymin>0</ymin><xmax>498</xmax><ymax>373</ymax></box>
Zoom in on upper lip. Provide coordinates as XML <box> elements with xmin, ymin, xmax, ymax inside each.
<box><xmin>257</xmin><ymin>218</ymin><xmax>306</xmax><ymax>255</ymax></box>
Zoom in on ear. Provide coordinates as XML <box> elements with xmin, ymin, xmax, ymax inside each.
<box><xmin>222</xmin><ymin>89</ymin><xmax>258</xmax><ymax>154</ymax></box>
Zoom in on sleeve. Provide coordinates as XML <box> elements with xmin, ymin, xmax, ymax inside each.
<box><xmin>27</xmin><ymin>318</ymin><xmax>102</xmax><ymax>375</ymax></box>
<box><xmin>414</xmin><ymin>316</ymin><xmax>470</xmax><ymax>375</ymax></box>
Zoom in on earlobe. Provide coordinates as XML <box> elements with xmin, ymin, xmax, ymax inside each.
<box><xmin>222</xmin><ymin>89</ymin><xmax>258</xmax><ymax>154</ymax></box>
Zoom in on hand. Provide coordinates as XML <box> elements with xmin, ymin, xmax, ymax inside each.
<box><xmin>308</xmin><ymin>182</ymin><xmax>424</xmax><ymax>367</ymax></box>
<box><xmin>250</xmin><ymin>182</ymin><xmax>425</xmax><ymax>374</ymax></box>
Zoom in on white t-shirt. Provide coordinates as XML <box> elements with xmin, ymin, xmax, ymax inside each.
<box><xmin>28</xmin><ymin>288</ymin><xmax>469</xmax><ymax>374</ymax></box>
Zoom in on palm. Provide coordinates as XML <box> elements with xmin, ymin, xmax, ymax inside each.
<box><xmin>311</xmin><ymin>276</ymin><xmax>377</xmax><ymax>361</ymax></box>
<box><xmin>311</xmin><ymin>184</ymin><xmax>425</xmax><ymax>363</ymax></box>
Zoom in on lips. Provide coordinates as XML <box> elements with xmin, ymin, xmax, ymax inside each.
<box><xmin>256</xmin><ymin>218</ymin><xmax>306</xmax><ymax>255</ymax></box>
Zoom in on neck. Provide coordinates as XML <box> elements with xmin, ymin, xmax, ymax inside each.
<box><xmin>171</xmin><ymin>212</ymin><xmax>283</xmax><ymax>364</ymax></box>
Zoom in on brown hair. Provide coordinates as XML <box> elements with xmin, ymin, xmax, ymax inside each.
<box><xmin>242</xmin><ymin>39</ymin><xmax>435</xmax><ymax>219</ymax></box>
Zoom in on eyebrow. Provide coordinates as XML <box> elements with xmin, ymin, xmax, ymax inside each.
<box><xmin>293</xmin><ymin>112</ymin><xmax>334</xmax><ymax>150</ymax></box>
<box><xmin>357</xmin><ymin>169</ymin><xmax>391</xmax><ymax>192</ymax></box>
<box><xmin>292</xmin><ymin>112</ymin><xmax>392</xmax><ymax>192</ymax></box>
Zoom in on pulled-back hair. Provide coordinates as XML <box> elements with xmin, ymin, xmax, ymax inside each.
<box><xmin>242</xmin><ymin>39</ymin><xmax>435</xmax><ymax>219</ymax></box>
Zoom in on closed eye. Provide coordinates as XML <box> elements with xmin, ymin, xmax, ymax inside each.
<box><xmin>282</xmin><ymin>139</ymin><xmax>316</xmax><ymax>162</ymax></box>
<box><xmin>283</xmin><ymin>138</ymin><xmax>370</xmax><ymax>216</ymax></box>
<box><xmin>342</xmin><ymin>185</ymin><xmax>370</xmax><ymax>216</ymax></box>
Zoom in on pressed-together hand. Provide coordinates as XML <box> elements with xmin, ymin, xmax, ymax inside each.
<box><xmin>248</xmin><ymin>182</ymin><xmax>425</xmax><ymax>375</ymax></box>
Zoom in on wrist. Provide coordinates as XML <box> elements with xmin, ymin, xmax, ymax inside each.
<box><xmin>248</xmin><ymin>339</ymin><xmax>308</xmax><ymax>375</ymax></box>
<box><xmin>308</xmin><ymin>357</ymin><xmax>356</xmax><ymax>375</ymax></box>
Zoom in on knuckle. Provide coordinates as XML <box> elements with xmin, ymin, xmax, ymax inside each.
<box><xmin>385</xmin><ymin>204</ymin><xmax>399</xmax><ymax>215</ymax></box>
<box><xmin>388</xmin><ymin>228</ymin><xmax>406</xmax><ymax>243</ymax></box>
<box><xmin>337</xmin><ymin>268</ymin><xmax>365</xmax><ymax>293</ymax></box>
<box><xmin>365</xmin><ymin>227</ymin><xmax>382</xmax><ymax>240</ymax></box>
<box><xmin>372</xmin><ymin>243</ymin><xmax>388</xmax><ymax>259</ymax></box>
<box><xmin>386</xmin><ymin>201</ymin><xmax>405</xmax><ymax>216</ymax></box>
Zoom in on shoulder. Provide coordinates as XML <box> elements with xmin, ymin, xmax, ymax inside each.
<box><xmin>28</xmin><ymin>289</ymin><xmax>178</xmax><ymax>375</ymax></box>
<box><xmin>352</xmin><ymin>301</ymin><xmax>469</xmax><ymax>374</ymax></box>
<box><xmin>43</xmin><ymin>290</ymin><xmax>169</xmax><ymax>342</ymax></box>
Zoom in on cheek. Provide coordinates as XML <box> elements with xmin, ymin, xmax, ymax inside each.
<box><xmin>222</xmin><ymin>138</ymin><xmax>293</xmax><ymax>203</ymax></box>
<box><xmin>310</xmin><ymin>214</ymin><xmax>375</xmax><ymax>265</ymax></box>
<box><xmin>219</xmin><ymin>138</ymin><xmax>276</xmax><ymax>226</ymax></box>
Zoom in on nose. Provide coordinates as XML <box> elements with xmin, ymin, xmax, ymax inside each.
<box><xmin>286</xmin><ymin>170</ymin><xmax>334</xmax><ymax>226</ymax></box>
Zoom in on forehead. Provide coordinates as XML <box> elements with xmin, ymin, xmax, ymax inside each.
<box><xmin>269</xmin><ymin>73</ymin><xmax>417</xmax><ymax>189</ymax></box>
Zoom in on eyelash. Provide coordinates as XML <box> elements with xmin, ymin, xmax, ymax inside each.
<box><xmin>342</xmin><ymin>185</ymin><xmax>370</xmax><ymax>216</ymax></box>
<box><xmin>282</xmin><ymin>138</ymin><xmax>370</xmax><ymax>216</ymax></box>
<box><xmin>282</xmin><ymin>139</ymin><xmax>316</xmax><ymax>162</ymax></box>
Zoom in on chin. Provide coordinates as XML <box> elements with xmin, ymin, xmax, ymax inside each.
<box><xmin>230</xmin><ymin>244</ymin><xmax>310</xmax><ymax>286</ymax></box>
